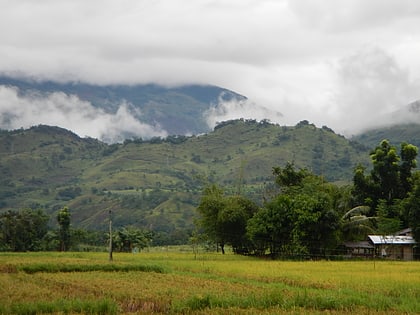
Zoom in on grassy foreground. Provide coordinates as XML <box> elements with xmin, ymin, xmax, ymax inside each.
<box><xmin>1</xmin><ymin>249</ymin><xmax>419</xmax><ymax>314</ymax></box>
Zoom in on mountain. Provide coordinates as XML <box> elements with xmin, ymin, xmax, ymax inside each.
<box><xmin>0</xmin><ymin>120</ymin><xmax>371</xmax><ymax>243</ymax></box>
<box><xmin>0</xmin><ymin>75</ymin><xmax>246</xmax><ymax>136</ymax></box>
<box><xmin>352</xmin><ymin>123</ymin><xmax>420</xmax><ymax>151</ymax></box>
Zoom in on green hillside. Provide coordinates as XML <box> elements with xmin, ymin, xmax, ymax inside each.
<box><xmin>353</xmin><ymin>123</ymin><xmax>420</xmax><ymax>149</ymax></box>
<box><xmin>0</xmin><ymin>120</ymin><xmax>371</xmax><ymax>243</ymax></box>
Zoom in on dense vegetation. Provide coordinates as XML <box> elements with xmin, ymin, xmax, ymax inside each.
<box><xmin>197</xmin><ymin>141</ymin><xmax>420</xmax><ymax>258</ymax></box>
<box><xmin>0</xmin><ymin>120</ymin><xmax>372</xmax><ymax>245</ymax></box>
<box><xmin>0</xmin><ymin>120</ymin><xmax>419</xmax><ymax>251</ymax></box>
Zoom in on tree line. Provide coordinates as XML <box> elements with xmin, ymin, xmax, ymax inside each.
<box><xmin>0</xmin><ymin>206</ymin><xmax>152</xmax><ymax>252</ymax></box>
<box><xmin>197</xmin><ymin>140</ymin><xmax>420</xmax><ymax>258</ymax></box>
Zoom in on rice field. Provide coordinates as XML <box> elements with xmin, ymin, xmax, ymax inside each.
<box><xmin>1</xmin><ymin>249</ymin><xmax>419</xmax><ymax>314</ymax></box>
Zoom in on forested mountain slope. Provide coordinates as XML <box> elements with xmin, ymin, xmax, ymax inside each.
<box><xmin>353</xmin><ymin>123</ymin><xmax>420</xmax><ymax>150</ymax></box>
<box><xmin>0</xmin><ymin>120</ymin><xmax>371</xmax><ymax>243</ymax></box>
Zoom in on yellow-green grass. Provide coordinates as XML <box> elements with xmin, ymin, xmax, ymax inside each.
<box><xmin>1</xmin><ymin>251</ymin><xmax>419</xmax><ymax>314</ymax></box>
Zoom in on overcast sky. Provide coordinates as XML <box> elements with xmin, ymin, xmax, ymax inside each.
<box><xmin>1</xmin><ymin>0</ymin><xmax>420</xmax><ymax>139</ymax></box>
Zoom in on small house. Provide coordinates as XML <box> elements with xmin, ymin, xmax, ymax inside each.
<box><xmin>368</xmin><ymin>234</ymin><xmax>416</xmax><ymax>261</ymax></box>
<box><xmin>344</xmin><ymin>229</ymin><xmax>417</xmax><ymax>260</ymax></box>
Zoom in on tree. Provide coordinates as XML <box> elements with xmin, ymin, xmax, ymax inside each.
<box><xmin>218</xmin><ymin>196</ymin><xmax>259</xmax><ymax>254</ymax></box>
<box><xmin>113</xmin><ymin>226</ymin><xmax>152</xmax><ymax>252</ymax></box>
<box><xmin>0</xmin><ymin>209</ymin><xmax>49</xmax><ymax>251</ymax></box>
<box><xmin>196</xmin><ymin>185</ymin><xmax>259</xmax><ymax>254</ymax></box>
<box><xmin>248</xmin><ymin>164</ymin><xmax>340</xmax><ymax>258</ymax></box>
<box><xmin>272</xmin><ymin>162</ymin><xmax>309</xmax><ymax>189</ymax></box>
<box><xmin>370</xmin><ymin>140</ymin><xmax>400</xmax><ymax>204</ymax></box>
<box><xmin>291</xmin><ymin>192</ymin><xmax>340</xmax><ymax>257</ymax></box>
<box><xmin>399</xmin><ymin>142</ymin><xmax>418</xmax><ymax>197</ymax></box>
<box><xmin>196</xmin><ymin>184</ymin><xmax>227</xmax><ymax>253</ymax></box>
<box><xmin>403</xmin><ymin>172</ymin><xmax>420</xmax><ymax>243</ymax></box>
<box><xmin>352</xmin><ymin>140</ymin><xmax>418</xmax><ymax>216</ymax></box>
<box><xmin>247</xmin><ymin>194</ymin><xmax>293</xmax><ymax>257</ymax></box>
<box><xmin>57</xmin><ymin>207</ymin><xmax>71</xmax><ymax>251</ymax></box>
<box><xmin>340</xmin><ymin>206</ymin><xmax>376</xmax><ymax>241</ymax></box>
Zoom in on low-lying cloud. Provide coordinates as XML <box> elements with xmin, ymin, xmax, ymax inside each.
<box><xmin>326</xmin><ymin>47</ymin><xmax>419</xmax><ymax>135</ymax></box>
<box><xmin>0</xmin><ymin>86</ymin><xmax>167</xmax><ymax>143</ymax></box>
<box><xmin>204</xmin><ymin>94</ymin><xmax>283</xmax><ymax>129</ymax></box>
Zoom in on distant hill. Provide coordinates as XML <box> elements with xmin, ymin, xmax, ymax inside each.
<box><xmin>0</xmin><ymin>75</ymin><xmax>245</xmax><ymax>136</ymax></box>
<box><xmin>0</xmin><ymin>120</ymin><xmax>372</xmax><ymax>244</ymax></box>
<box><xmin>352</xmin><ymin>123</ymin><xmax>420</xmax><ymax>151</ymax></box>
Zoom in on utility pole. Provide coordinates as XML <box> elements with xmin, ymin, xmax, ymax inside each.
<box><xmin>109</xmin><ymin>210</ymin><xmax>113</xmax><ymax>262</ymax></box>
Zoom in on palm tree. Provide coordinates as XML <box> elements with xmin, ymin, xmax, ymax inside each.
<box><xmin>341</xmin><ymin>206</ymin><xmax>376</xmax><ymax>241</ymax></box>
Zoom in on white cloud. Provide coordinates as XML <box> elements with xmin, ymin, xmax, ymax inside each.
<box><xmin>0</xmin><ymin>86</ymin><xmax>167</xmax><ymax>142</ymax></box>
<box><xmin>324</xmin><ymin>47</ymin><xmax>417</xmax><ymax>135</ymax></box>
<box><xmin>289</xmin><ymin>0</ymin><xmax>420</xmax><ymax>33</ymax></box>
<box><xmin>0</xmin><ymin>0</ymin><xmax>420</xmax><ymax>135</ymax></box>
<box><xmin>204</xmin><ymin>95</ymin><xmax>283</xmax><ymax>129</ymax></box>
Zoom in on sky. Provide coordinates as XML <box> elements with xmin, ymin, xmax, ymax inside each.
<box><xmin>1</xmin><ymin>0</ymin><xmax>420</xmax><ymax>140</ymax></box>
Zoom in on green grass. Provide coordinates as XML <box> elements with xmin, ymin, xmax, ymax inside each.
<box><xmin>1</xmin><ymin>251</ymin><xmax>419</xmax><ymax>314</ymax></box>
<box><xmin>1</xmin><ymin>299</ymin><xmax>118</xmax><ymax>315</ymax></box>
<box><xmin>17</xmin><ymin>262</ymin><xmax>165</xmax><ymax>274</ymax></box>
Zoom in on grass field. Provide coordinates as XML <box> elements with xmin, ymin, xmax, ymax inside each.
<box><xmin>1</xmin><ymin>249</ymin><xmax>419</xmax><ymax>314</ymax></box>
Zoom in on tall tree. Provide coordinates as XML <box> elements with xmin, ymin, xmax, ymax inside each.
<box><xmin>403</xmin><ymin>172</ymin><xmax>420</xmax><ymax>243</ymax></box>
<box><xmin>352</xmin><ymin>140</ymin><xmax>418</xmax><ymax>216</ymax></box>
<box><xmin>399</xmin><ymin>142</ymin><xmax>418</xmax><ymax>197</ymax></box>
<box><xmin>196</xmin><ymin>184</ymin><xmax>227</xmax><ymax>253</ymax></box>
<box><xmin>57</xmin><ymin>207</ymin><xmax>71</xmax><ymax>251</ymax></box>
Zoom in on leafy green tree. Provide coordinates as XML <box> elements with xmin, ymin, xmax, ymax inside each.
<box><xmin>196</xmin><ymin>184</ymin><xmax>227</xmax><ymax>253</ymax></box>
<box><xmin>352</xmin><ymin>164</ymin><xmax>373</xmax><ymax>207</ymax></box>
<box><xmin>57</xmin><ymin>207</ymin><xmax>71</xmax><ymax>251</ymax></box>
<box><xmin>291</xmin><ymin>192</ymin><xmax>340</xmax><ymax>257</ymax></box>
<box><xmin>402</xmin><ymin>172</ymin><xmax>420</xmax><ymax>243</ymax></box>
<box><xmin>272</xmin><ymin>162</ymin><xmax>309</xmax><ymax>189</ymax></box>
<box><xmin>196</xmin><ymin>184</ymin><xmax>259</xmax><ymax>254</ymax></box>
<box><xmin>0</xmin><ymin>209</ymin><xmax>49</xmax><ymax>251</ymax></box>
<box><xmin>113</xmin><ymin>226</ymin><xmax>152</xmax><ymax>252</ymax></box>
<box><xmin>352</xmin><ymin>140</ymin><xmax>418</xmax><ymax>216</ymax></box>
<box><xmin>399</xmin><ymin>142</ymin><xmax>418</xmax><ymax>197</ymax></box>
<box><xmin>248</xmin><ymin>164</ymin><xmax>340</xmax><ymax>258</ymax></box>
<box><xmin>370</xmin><ymin>140</ymin><xmax>400</xmax><ymax>204</ymax></box>
<box><xmin>376</xmin><ymin>200</ymin><xmax>403</xmax><ymax>235</ymax></box>
<box><xmin>69</xmin><ymin>229</ymin><xmax>107</xmax><ymax>251</ymax></box>
<box><xmin>218</xmin><ymin>196</ymin><xmax>259</xmax><ymax>254</ymax></box>
<box><xmin>247</xmin><ymin>194</ymin><xmax>293</xmax><ymax>257</ymax></box>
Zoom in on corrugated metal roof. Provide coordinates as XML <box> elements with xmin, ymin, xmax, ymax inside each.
<box><xmin>345</xmin><ymin>241</ymin><xmax>374</xmax><ymax>249</ymax></box>
<box><xmin>368</xmin><ymin>235</ymin><xmax>416</xmax><ymax>245</ymax></box>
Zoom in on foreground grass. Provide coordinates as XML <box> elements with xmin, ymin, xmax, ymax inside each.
<box><xmin>1</xmin><ymin>250</ymin><xmax>419</xmax><ymax>314</ymax></box>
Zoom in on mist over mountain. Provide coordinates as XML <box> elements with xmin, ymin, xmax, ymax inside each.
<box><xmin>1</xmin><ymin>75</ymin><xmax>420</xmax><ymax>144</ymax></box>
<box><xmin>0</xmin><ymin>76</ymin><xmax>251</xmax><ymax>142</ymax></box>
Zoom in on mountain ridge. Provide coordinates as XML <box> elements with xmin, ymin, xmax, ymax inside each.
<box><xmin>0</xmin><ymin>120</ymin><xmax>372</xmax><ymax>243</ymax></box>
<box><xmin>0</xmin><ymin>75</ymin><xmax>246</xmax><ymax>136</ymax></box>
